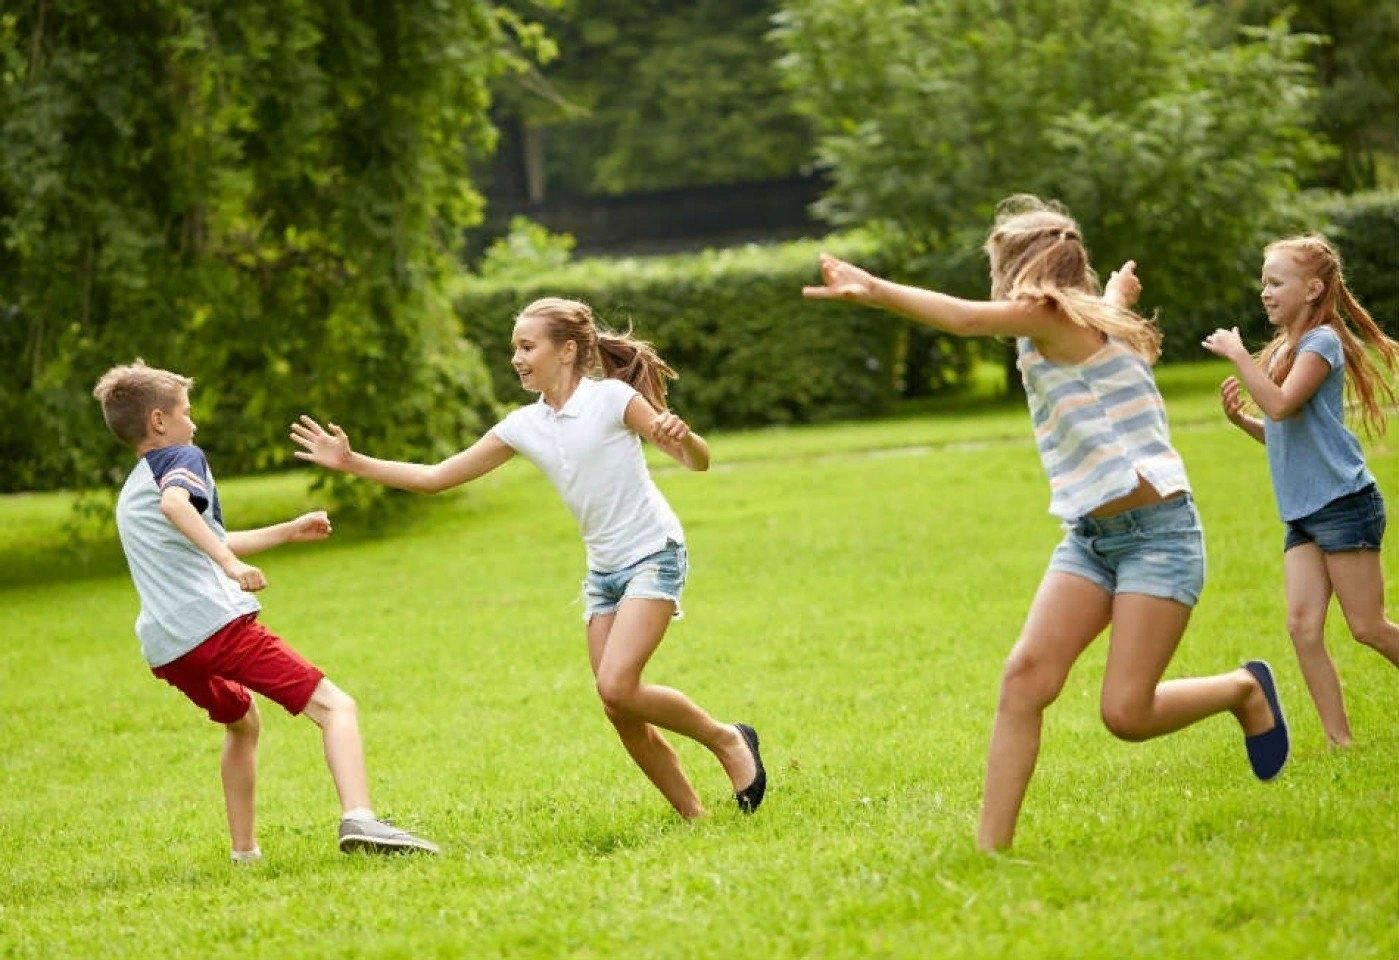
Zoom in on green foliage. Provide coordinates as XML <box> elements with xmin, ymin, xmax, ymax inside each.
<box><xmin>476</xmin><ymin>216</ymin><xmax>576</xmax><ymax>281</ymax></box>
<box><xmin>1321</xmin><ymin>191</ymin><xmax>1399</xmax><ymax>328</ymax></box>
<box><xmin>499</xmin><ymin>0</ymin><xmax>812</xmax><ymax>195</ymax></box>
<box><xmin>773</xmin><ymin>0</ymin><xmax>1330</xmax><ymax>362</ymax></box>
<box><xmin>0</xmin><ymin>2</ymin><xmax>522</xmax><ymax>495</ymax></box>
<box><xmin>455</xmin><ymin>237</ymin><xmax>975</xmax><ymax>429</ymax></box>
<box><xmin>1218</xmin><ymin>0</ymin><xmax>1399</xmax><ymax>190</ymax></box>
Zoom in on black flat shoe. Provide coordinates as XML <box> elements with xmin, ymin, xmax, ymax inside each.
<box><xmin>733</xmin><ymin>723</ymin><xmax>767</xmax><ymax>814</ymax></box>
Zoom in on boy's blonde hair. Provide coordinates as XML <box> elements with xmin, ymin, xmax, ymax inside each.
<box><xmin>984</xmin><ymin>194</ymin><xmax>1162</xmax><ymax>363</ymax></box>
<box><xmin>92</xmin><ymin>360</ymin><xmax>193</xmax><ymax>446</ymax></box>
<box><xmin>1259</xmin><ymin>234</ymin><xmax>1398</xmax><ymax>438</ymax></box>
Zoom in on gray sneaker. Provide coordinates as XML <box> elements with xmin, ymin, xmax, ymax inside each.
<box><xmin>338</xmin><ymin>817</ymin><xmax>439</xmax><ymax>855</ymax></box>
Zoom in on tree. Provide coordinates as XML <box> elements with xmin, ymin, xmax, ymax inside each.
<box><xmin>1</xmin><ymin>2</ymin><xmax>527</xmax><ymax>495</ymax></box>
<box><xmin>494</xmin><ymin>0</ymin><xmax>812</xmax><ymax>198</ymax></box>
<box><xmin>774</xmin><ymin>0</ymin><xmax>1328</xmax><ymax>386</ymax></box>
<box><xmin>1216</xmin><ymin>0</ymin><xmax>1399</xmax><ymax>190</ymax></box>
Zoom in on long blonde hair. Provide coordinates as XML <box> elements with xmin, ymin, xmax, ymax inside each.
<box><xmin>984</xmin><ymin>195</ymin><xmax>1162</xmax><ymax>363</ymax></box>
<box><xmin>1258</xmin><ymin>235</ymin><xmax>1397</xmax><ymax>438</ymax></box>
<box><xmin>517</xmin><ymin>297</ymin><xmax>677</xmax><ymax>410</ymax></box>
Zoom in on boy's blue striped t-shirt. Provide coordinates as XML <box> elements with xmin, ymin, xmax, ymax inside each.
<box><xmin>114</xmin><ymin>444</ymin><xmax>260</xmax><ymax>667</ymax></box>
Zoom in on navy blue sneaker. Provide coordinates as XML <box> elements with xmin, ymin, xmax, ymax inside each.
<box><xmin>733</xmin><ymin>723</ymin><xmax>767</xmax><ymax>814</ymax></box>
<box><xmin>1242</xmin><ymin>660</ymin><xmax>1289</xmax><ymax>781</ymax></box>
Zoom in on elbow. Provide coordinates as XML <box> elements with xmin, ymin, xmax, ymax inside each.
<box><xmin>689</xmin><ymin>458</ymin><xmax>710</xmax><ymax>473</ymax></box>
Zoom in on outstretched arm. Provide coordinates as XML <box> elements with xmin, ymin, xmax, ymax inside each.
<box><xmin>226</xmin><ymin>511</ymin><xmax>333</xmax><ymax>557</ymax></box>
<box><xmin>623</xmin><ymin>396</ymin><xmax>709</xmax><ymax>471</ymax></box>
<box><xmin>290</xmin><ymin>416</ymin><xmax>515</xmax><ymax>493</ymax></box>
<box><xmin>802</xmin><ymin>253</ymin><xmax>1065</xmax><ymax>340</ymax></box>
<box><xmin>160</xmin><ymin>486</ymin><xmax>267</xmax><ymax>591</ymax></box>
<box><xmin>1201</xmin><ymin>329</ymin><xmax>1330</xmax><ymax>421</ymax></box>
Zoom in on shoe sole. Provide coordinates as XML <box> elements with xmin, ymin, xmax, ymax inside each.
<box><xmin>338</xmin><ymin>834</ymin><xmax>439</xmax><ymax>855</ymax></box>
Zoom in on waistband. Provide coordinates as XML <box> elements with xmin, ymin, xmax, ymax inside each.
<box><xmin>1072</xmin><ymin>493</ymin><xmax>1194</xmax><ymax>536</ymax></box>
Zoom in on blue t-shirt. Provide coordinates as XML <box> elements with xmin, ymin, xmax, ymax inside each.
<box><xmin>1264</xmin><ymin>325</ymin><xmax>1375</xmax><ymax>521</ymax></box>
<box><xmin>114</xmin><ymin>444</ymin><xmax>260</xmax><ymax>667</ymax></box>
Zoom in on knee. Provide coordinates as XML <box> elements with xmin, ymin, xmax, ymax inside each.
<box><xmin>997</xmin><ymin>651</ymin><xmax>1065</xmax><ymax>713</ymax></box>
<box><xmin>596</xmin><ymin>675</ymin><xmax>638</xmax><ymax>716</ymax></box>
<box><xmin>1099</xmin><ymin>696</ymin><xmax>1150</xmax><ymax>742</ymax></box>
<box><xmin>1349</xmin><ymin>619</ymin><xmax>1390</xmax><ymax>650</ymax></box>
<box><xmin>228</xmin><ymin>702</ymin><xmax>261</xmax><ymax>740</ymax></box>
<box><xmin>308</xmin><ymin>681</ymin><xmax>357</xmax><ymax>725</ymax></box>
<box><xmin>1286</xmin><ymin>608</ymin><xmax>1326</xmax><ymax>648</ymax></box>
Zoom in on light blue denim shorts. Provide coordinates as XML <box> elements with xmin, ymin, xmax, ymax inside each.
<box><xmin>582</xmin><ymin>540</ymin><xmax>688</xmax><ymax>623</ymax></box>
<box><xmin>1048</xmin><ymin>494</ymin><xmax>1206</xmax><ymax>607</ymax></box>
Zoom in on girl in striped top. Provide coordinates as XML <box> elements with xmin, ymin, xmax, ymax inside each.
<box><xmin>804</xmin><ymin>194</ymin><xmax>1288</xmax><ymax>852</ymax></box>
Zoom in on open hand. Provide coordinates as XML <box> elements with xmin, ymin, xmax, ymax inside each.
<box><xmin>1201</xmin><ymin>326</ymin><xmax>1248</xmax><ymax>362</ymax></box>
<box><xmin>802</xmin><ymin>253</ymin><xmax>878</xmax><ymax>304</ymax></box>
<box><xmin>288</xmin><ymin>510</ymin><xmax>332</xmax><ymax>543</ymax></box>
<box><xmin>1220</xmin><ymin>376</ymin><xmax>1247</xmax><ymax>423</ymax></box>
<box><xmin>222</xmin><ymin>558</ymin><xmax>267</xmax><ymax>592</ymax></box>
<box><xmin>291</xmin><ymin>416</ymin><xmax>353</xmax><ymax>470</ymax></box>
<box><xmin>1104</xmin><ymin>260</ymin><xmax>1141</xmax><ymax>309</ymax></box>
<box><xmin>650</xmin><ymin>411</ymin><xmax>691</xmax><ymax>446</ymax></box>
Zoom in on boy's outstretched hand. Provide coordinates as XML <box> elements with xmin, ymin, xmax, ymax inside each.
<box><xmin>803</xmin><ymin>253</ymin><xmax>878</xmax><ymax>304</ymax></box>
<box><xmin>291</xmin><ymin>416</ymin><xmax>352</xmax><ymax>470</ymax></box>
<box><xmin>288</xmin><ymin>510</ymin><xmax>332</xmax><ymax>542</ymax></box>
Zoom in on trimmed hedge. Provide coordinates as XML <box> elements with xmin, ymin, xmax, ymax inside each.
<box><xmin>1324</xmin><ymin>192</ymin><xmax>1399</xmax><ymax>332</ymax></box>
<box><xmin>453</xmin><ymin>193</ymin><xmax>1397</xmax><ymax>432</ymax></box>
<box><xmin>453</xmin><ymin>237</ymin><xmax>969</xmax><ymax>430</ymax></box>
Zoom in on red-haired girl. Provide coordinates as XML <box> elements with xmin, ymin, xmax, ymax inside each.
<box><xmin>1204</xmin><ymin>234</ymin><xmax>1398</xmax><ymax>746</ymax></box>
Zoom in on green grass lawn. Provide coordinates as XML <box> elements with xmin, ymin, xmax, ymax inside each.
<box><xmin>2</xmin><ymin>360</ymin><xmax>1395</xmax><ymax>959</ymax></box>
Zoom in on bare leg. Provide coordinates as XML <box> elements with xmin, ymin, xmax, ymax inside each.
<box><xmin>1284</xmin><ymin>544</ymin><xmax>1351</xmax><ymax>745</ymax></box>
<box><xmin>1098</xmin><ymin>594</ymin><xmax>1273</xmax><ymax>741</ymax></box>
<box><xmin>593</xmin><ymin>599</ymin><xmax>756</xmax><ymax>811</ymax></box>
<box><xmin>587</xmin><ymin>611</ymin><xmax>705</xmax><ymax>818</ymax></box>
<box><xmin>978</xmin><ymin>572</ymin><xmax>1112</xmax><ymax>852</ymax></box>
<box><xmin>221</xmin><ymin>702</ymin><xmax>261</xmax><ymax>852</ymax></box>
<box><xmin>1325</xmin><ymin>550</ymin><xmax>1399</xmax><ymax>667</ymax></box>
<box><xmin>301</xmin><ymin>678</ymin><xmax>371</xmax><ymax>814</ymax></box>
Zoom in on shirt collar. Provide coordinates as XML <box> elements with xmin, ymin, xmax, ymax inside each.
<box><xmin>539</xmin><ymin>376</ymin><xmax>593</xmax><ymax>419</ymax></box>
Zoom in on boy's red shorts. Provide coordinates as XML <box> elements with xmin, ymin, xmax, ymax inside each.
<box><xmin>151</xmin><ymin>614</ymin><xmax>325</xmax><ymax>724</ymax></box>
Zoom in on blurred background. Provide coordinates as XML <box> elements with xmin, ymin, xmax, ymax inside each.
<box><xmin>2</xmin><ymin>0</ymin><xmax>1395</xmax><ymax>499</ymax></box>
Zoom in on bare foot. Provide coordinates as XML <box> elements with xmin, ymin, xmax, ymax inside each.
<box><xmin>1233</xmin><ymin>668</ymin><xmax>1275</xmax><ymax>736</ymax></box>
<box><xmin>715</xmin><ymin>724</ymin><xmax>757</xmax><ymax>791</ymax></box>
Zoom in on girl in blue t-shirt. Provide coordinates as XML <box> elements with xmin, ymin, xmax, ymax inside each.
<box><xmin>1203</xmin><ymin>234</ymin><xmax>1399</xmax><ymax>745</ymax></box>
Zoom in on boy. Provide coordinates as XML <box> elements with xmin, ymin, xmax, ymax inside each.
<box><xmin>93</xmin><ymin>360</ymin><xmax>437</xmax><ymax>861</ymax></box>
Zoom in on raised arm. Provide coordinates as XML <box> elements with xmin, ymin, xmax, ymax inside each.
<box><xmin>160</xmin><ymin>486</ymin><xmax>267</xmax><ymax>591</ymax></box>
<box><xmin>226</xmin><ymin>511</ymin><xmax>333</xmax><ymax>557</ymax></box>
<box><xmin>1201</xmin><ymin>329</ymin><xmax>1330</xmax><ymax>421</ymax></box>
<box><xmin>290</xmin><ymin>416</ymin><xmax>515</xmax><ymax>493</ymax></box>
<box><xmin>623</xmin><ymin>396</ymin><xmax>709</xmax><ymax>471</ymax></box>
<box><xmin>802</xmin><ymin>253</ymin><xmax>1064</xmax><ymax>340</ymax></box>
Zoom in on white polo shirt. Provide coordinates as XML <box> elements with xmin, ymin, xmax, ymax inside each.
<box><xmin>491</xmin><ymin>377</ymin><xmax>685</xmax><ymax>572</ymax></box>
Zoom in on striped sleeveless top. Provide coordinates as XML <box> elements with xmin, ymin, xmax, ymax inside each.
<box><xmin>1017</xmin><ymin>337</ymin><xmax>1190</xmax><ymax>521</ymax></box>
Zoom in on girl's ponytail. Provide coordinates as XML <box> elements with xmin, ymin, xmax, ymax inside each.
<box><xmin>596</xmin><ymin>329</ymin><xmax>677</xmax><ymax>411</ymax></box>
<box><xmin>516</xmin><ymin>296</ymin><xmax>677</xmax><ymax>410</ymax></box>
<box><xmin>1334</xmin><ymin>277</ymin><xmax>1398</xmax><ymax>438</ymax></box>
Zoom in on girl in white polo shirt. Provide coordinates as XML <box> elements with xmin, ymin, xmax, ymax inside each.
<box><xmin>291</xmin><ymin>297</ymin><xmax>765</xmax><ymax>819</ymax></box>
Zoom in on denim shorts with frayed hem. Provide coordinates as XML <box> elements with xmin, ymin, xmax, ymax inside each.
<box><xmin>582</xmin><ymin>539</ymin><xmax>687</xmax><ymax>623</ymax></box>
<box><xmin>1284</xmin><ymin>483</ymin><xmax>1386</xmax><ymax>553</ymax></box>
<box><xmin>1048</xmin><ymin>494</ymin><xmax>1205</xmax><ymax>608</ymax></box>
